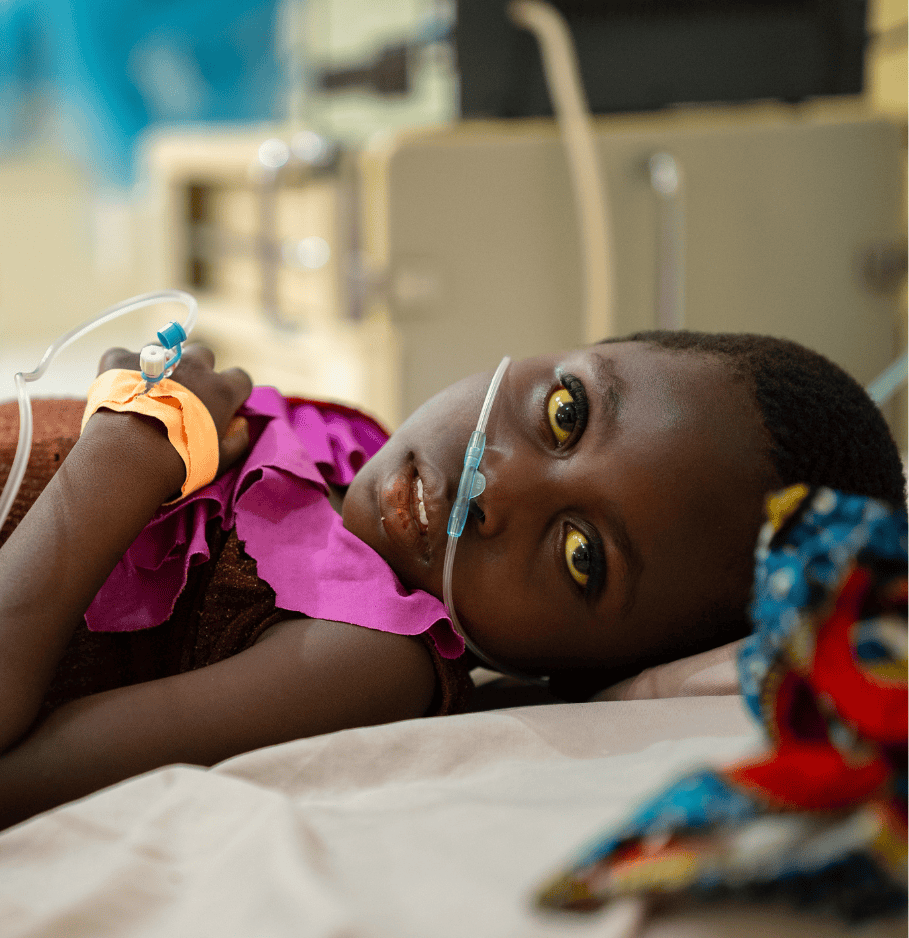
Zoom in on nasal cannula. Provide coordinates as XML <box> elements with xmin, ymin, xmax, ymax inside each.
<box><xmin>442</xmin><ymin>355</ymin><xmax>549</xmax><ymax>687</ymax></box>
<box><xmin>0</xmin><ymin>290</ymin><xmax>198</xmax><ymax>536</ymax></box>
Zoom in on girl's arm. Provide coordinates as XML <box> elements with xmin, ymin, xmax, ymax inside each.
<box><xmin>0</xmin><ymin>615</ymin><xmax>436</xmax><ymax>830</ymax></box>
<box><xmin>0</xmin><ymin>346</ymin><xmax>252</xmax><ymax>751</ymax></box>
<box><xmin>0</xmin><ymin>345</ymin><xmax>437</xmax><ymax>829</ymax></box>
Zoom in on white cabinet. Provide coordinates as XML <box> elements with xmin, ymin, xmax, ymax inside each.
<box><xmin>147</xmin><ymin>104</ymin><xmax>905</xmax><ymax>437</ymax></box>
<box><xmin>360</xmin><ymin>104</ymin><xmax>905</xmax><ymax>435</ymax></box>
<box><xmin>146</xmin><ymin>133</ymin><xmax>400</xmax><ymax>429</ymax></box>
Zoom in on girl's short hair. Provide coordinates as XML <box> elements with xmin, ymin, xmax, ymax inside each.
<box><xmin>605</xmin><ymin>330</ymin><xmax>906</xmax><ymax>506</ymax></box>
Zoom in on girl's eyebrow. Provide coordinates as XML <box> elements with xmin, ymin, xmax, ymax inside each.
<box><xmin>586</xmin><ymin>351</ymin><xmax>641</xmax><ymax>616</ymax></box>
<box><xmin>588</xmin><ymin>351</ymin><xmax>626</xmax><ymax>419</ymax></box>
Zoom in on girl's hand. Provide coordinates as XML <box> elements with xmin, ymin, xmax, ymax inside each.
<box><xmin>0</xmin><ymin>346</ymin><xmax>251</xmax><ymax>752</ymax></box>
<box><xmin>96</xmin><ymin>344</ymin><xmax>254</xmax><ymax>476</ymax></box>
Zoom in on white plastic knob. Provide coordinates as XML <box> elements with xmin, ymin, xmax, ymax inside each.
<box><xmin>140</xmin><ymin>345</ymin><xmax>167</xmax><ymax>379</ymax></box>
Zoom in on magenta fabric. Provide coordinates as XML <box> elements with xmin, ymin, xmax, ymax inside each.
<box><xmin>84</xmin><ymin>387</ymin><xmax>464</xmax><ymax>660</ymax></box>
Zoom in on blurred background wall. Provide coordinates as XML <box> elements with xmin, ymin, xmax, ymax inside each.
<box><xmin>0</xmin><ymin>0</ymin><xmax>904</xmax><ymax>447</ymax></box>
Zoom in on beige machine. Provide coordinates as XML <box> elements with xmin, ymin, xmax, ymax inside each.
<box><xmin>148</xmin><ymin>104</ymin><xmax>904</xmax><ymax>435</ymax></box>
<box><xmin>360</xmin><ymin>105</ymin><xmax>905</xmax><ymax>428</ymax></box>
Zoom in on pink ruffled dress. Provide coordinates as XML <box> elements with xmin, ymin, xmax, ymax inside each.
<box><xmin>84</xmin><ymin>387</ymin><xmax>464</xmax><ymax>661</ymax></box>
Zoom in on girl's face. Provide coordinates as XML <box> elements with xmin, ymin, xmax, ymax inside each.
<box><xmin>343</xmin><ymin>342</ymin><xmax>775</xmax><ymax>673</ymax></box>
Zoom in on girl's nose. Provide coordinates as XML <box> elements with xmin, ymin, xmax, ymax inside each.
<box><xmin>469</xmin><ymin>440</ymin><xmax>542</xmax><ymax>539</ymax></box>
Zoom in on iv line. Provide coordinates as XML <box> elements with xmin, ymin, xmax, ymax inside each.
<box><xmin>0</xmin><ymin>290</ymin><xmax>198</xmax><ymax>536</ymax></box>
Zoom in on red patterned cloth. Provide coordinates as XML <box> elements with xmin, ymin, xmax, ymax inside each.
<box><xmin>539</xmin><ymin>486</ymin><xmax>907</xmax><ymax>923</ymax></box>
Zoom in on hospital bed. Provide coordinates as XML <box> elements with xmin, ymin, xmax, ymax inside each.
<box><xmin>0</xmin><ymin>639</ymin><xmax>903</xmax><ymax>938</ymax></box>
<box><xmin>1</xmin><ymin>82</ymin><xmax>905</xmax><ymax>938</ymax></box>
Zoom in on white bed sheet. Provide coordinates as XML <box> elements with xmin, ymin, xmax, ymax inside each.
<box><xmin>0</xmin><ymin>696</ymin><xmax>904</xmax><ymax>938</ymax></box>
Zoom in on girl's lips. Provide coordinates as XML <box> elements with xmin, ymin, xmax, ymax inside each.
<box><xmin>379</xmin><ymin>461</ymin><xmax>434</xmax><ymax>556</ymax></box>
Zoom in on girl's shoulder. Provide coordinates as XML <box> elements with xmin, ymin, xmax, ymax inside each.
<box><xmin>197</xmin><ymin>531</ymin><xmax>474</xmax><ymax>718</ymax></box>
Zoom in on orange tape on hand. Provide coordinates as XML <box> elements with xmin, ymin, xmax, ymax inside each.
<box><xmin>81</xmin><ymin>369</ymin><xmax>219</xmax><ymax>500</ymax></box>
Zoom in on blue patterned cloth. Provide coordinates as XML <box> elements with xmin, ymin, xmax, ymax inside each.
<box><xmin>537</xmin><ymin>487</ymin><xmax>908</xmax><ymax>923</ymax></box>
<box><xmin>740</xmin><ymin>487</ymin><xmax>906</xmax><ymax>721</ymax></box>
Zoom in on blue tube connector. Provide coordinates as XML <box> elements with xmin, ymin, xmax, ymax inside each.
<box><xmin>157</xmin><ymin>321</ymin><xmax>187</xmax><ymax>349</ymax></box>
<box><xmin>447</xmin><ymin>430</ymin><xmax>489</xmax><ymax>537</ymax></box>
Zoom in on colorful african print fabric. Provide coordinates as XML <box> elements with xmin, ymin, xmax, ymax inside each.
<box><xmin>538</xmin><ymin>486</ymin><xmax>907</xmax><ymax>922</ymax></box>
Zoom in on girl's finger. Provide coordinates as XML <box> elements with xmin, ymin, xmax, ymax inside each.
<box><xmin>180</xmin><ymin>344</ymin><xmax>217</xmax><ymax>369</ymax></box>
<box><xmin>221</xmin><ymin>367</ymin><xmax>254</xmax><ymax>405</ymax></box>
<box><xmin>218</xmin><ymin>416</ymin><xmax>250</xmax><ymax>471</ymax></box>
<box><xmin>97</xmin><ymin>347</ymin><xmax>139</xmax><ymax>375</ymax></box>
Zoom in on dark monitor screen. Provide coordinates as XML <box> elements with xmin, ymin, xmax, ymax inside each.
<box><xmin>456</xmin><ymin>0</ymin><xmax>867</xmax><ymax>118</ymax></box>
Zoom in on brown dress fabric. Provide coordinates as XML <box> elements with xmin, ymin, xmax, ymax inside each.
<box><xmin>0</xmin><ymin>399</ymin><xmax>473</xmax><ymax>721</ymax></box>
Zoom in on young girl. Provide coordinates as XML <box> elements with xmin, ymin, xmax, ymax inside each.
<box><xmin>0</xmin><ymin>331</ymin><xmax>903</xmax><ymax>829</ymax></box>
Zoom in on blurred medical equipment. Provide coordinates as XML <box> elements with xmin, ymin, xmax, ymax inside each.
<box><xmin>457</xmin><ymin>0</ymin><xmax>867</xmax><ymax>120</ymax></box>
<box><xmin>146</xmin><ymin>130</ymin><xmax>404</xmax><ymax>427</ymax></box>
<box><xmin>149</xmin><ymin>106</ymin><xmax>905</xmax><ymax>435</ymax></box>
<box><xmin>250</xmin><ymin>132</ymin><xmax>342</xmax><ymax>331</ymax></box>
<box><xmin>0</xmin><ymin>291</ymin><xmax>197</xmax><ymax>535</ymax></box>
<box><xmin>0</xmin><ymin>0</ymin><xmax>283</xmax><ymax>187</ymax></box>
<box><xmin>362</xmin><ymin>112</ymin><xmax>905</xmax><ymax>426</ymax></box>
<box><xmin>143</xmin><ymin>0</ymin><xmax>903</xmax><ymax>445</ymax></box>
<box><xmin>648</xmin><ymin>151</ymin><xmax>685</xmax><ymax>330</ymax></box>
<box><xmin>508</xmin><ymin>0</ymin><xmax>615</xmax><ymax>342</ymax></box>
<box><xmin>442</xmin><ymin>354</ymin><xmax>550</xmax><ymax>685</ymax></box>
<box><xmin>867</xmin><ymin>353</ymin><xmax>909</xmax><ymax>407</ymax></box>
<box><xmin>506</xmin><ymin>0</ymin><xmax>681</xmax><ymax>339</ymax></box>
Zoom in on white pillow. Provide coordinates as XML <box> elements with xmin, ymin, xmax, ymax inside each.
<box><xmin>593</xmin><ymin>640</ymin><xmax>743</xmax><ymax>701</ymax></box>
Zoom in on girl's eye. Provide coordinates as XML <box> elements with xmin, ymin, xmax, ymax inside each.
<box><xmin>564</xmin><ymin>527</ymin><xmax>591</xmax><ymax>587</ymax></box>
<box><xmin>547</xmin><ymin>388</ymin><xmax>576</xmax><ymax>443</ymax></box>
<box><xmin>546</xmin><ymin>372</ymin><xmax>588</xmax><ymax>445</ymax></box>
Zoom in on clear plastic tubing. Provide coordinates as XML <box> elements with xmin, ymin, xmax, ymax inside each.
<box><xmin>0</xmin><ymin>289</ymin><xmax>198</xmax><ymax>536</ymax></box>
<box><xmin>441</xmin><ymin>356</ymin><xmax>547</xmax><ymax>686</ymax></box>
